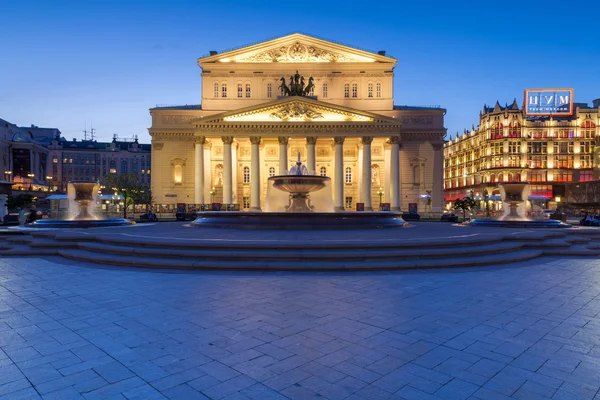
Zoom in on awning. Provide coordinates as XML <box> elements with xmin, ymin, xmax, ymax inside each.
<box><xmin>46</xmin><ymin>194</ymin><xmax>68</xmax><ymax>200</ymax></box>
<box><xmin>98</xmin><ymin>194</ymin><xmax>124</xmax><ymax>200</ymax></box>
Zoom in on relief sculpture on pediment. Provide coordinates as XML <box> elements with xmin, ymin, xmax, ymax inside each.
<box><xmin>238</xmin><ymin>42</ymin><xmax>361</xmax><ymax>63</ymax></box>
<box><xmin>269</xmin><ymin>104</ymin><xmax>324</xmax><ymax>121</ymax></box>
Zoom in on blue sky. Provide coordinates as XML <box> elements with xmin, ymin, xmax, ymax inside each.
<box><xmin>2</xmin><ymin>0</ymin><xmax>599</xmax><ymax>143</ymax></box>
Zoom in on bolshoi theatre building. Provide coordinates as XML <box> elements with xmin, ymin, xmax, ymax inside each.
<box><xmin>149</xmin><ymin>34</ymin><xmax>446</xmax><ymax>212</ymax></box>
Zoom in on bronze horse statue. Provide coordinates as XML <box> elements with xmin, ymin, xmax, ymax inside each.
<box><xmin>278</xmin><ymin>72</ymin><xmax>314</xmax><ymax>97</ymax></box>
<box><xmin>279</xmin><ymin>77</ymin><xmax>290</xmax><ymax>96</ymax></box>
<box><xmin>303</xmin><ymin>77</ymin><xmax>314</xmax><ymax>96</ymax></box>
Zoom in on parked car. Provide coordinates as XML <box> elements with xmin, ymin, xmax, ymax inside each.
<box><xmin>175</xmin><ymin>208</ymin><xmax>198</xmax><ymax>221</ymax></box>
<box><xmin>139</xmin><ymin>212</ymin><xmax>158</xmax><ymax>222</ymax></box>
<box><xmin>401</xmin><ymin>213</ymin><xmax>420</xmax><ymax>221</ymax></box>
<box><xmin>440</xmin><ymin>213</ymin><xmax>458</xmax><ymax>222</ymax></box>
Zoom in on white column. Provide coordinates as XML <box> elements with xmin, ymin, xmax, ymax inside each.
<box><xmin>306</xmin><ymin>137</ymin><xmax>317</xmax><ymax>174</ymax></box>
<box><xmin>194</xmin><ymin>137</ymin><xmax>205</xmax><ymax>205</ymax></box>
<box><xmin>222</xmin><ymin>136</ymin><xmax>233</xmax><ymax>204</ymax></box>
<box><xmin>278</xmin><ymin>136</ymin><xmax>288</xmax><ymax>174</ymax></box>
<box><xmin>250</xmin><ymin>136</ymin><xmax>261</xmax><ymax>211</ymax></box>
<box><xmin>390</xmin><ymin>136</ymin><xmax>401</xmax><ymax>211</ymax></box>
<box><xmin>431</xmin><ymin>142</ymin><xmax>444</xmax><ymax>212</ymax></box>
<box><xmin>361</xmin><ymin>136</ymin><xmax>373</xmax><ymax>211</ymax></box>
<box><xmin>334</xmin><ymin>136</ymin><xmax>345</xmax><ymax>211</ymax></box>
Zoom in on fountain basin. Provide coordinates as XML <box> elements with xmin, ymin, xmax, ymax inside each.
<box><xmin>28</xmin><ymin>218</ymin><xmax>135</xmax><ymax>229</ymax></box>
<box><xmin>269</xmin><ymin>175</ymin><xmax>329</xmax><ymax>212</ymax></box>
<box><xmin>468</xmin><ymin>218</ymin><xmax>570</xmax><ymax>228</ymax></box>
<box><xmin>191</xmin><ymin>211</ymin><xmax>407</xmax><ymax>230</ymax></box>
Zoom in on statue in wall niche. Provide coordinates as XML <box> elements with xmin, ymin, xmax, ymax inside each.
<box><xmin>372</xmin><ymin>166</ymin><xmax>380</xmax><ymax>185</ymax></box>
<box><xmin>214</xmin><ymin>165</ymin><xmax>223</xmax><ymax>187</ymax></box>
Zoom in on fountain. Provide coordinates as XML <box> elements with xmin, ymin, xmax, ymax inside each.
<box><xmin>469</xmin><ymin>182</ymin><xmax>569</xmax><ymax>228</ymax></box>
<box><xmin>192</xmin><ymin>153</ymin><xmax>406</xmax><ymax>229</ymax></box>
<box><xmin>28</xmin><ymin>180</ymin><xmax>134</xmax><ymax>228</ymax></box>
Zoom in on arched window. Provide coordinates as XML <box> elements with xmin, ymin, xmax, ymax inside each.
<box><xmin>269</xmin><ymin>167</ymin><xmax>275</xmax><ymax>177</ymax></box>
<box><xmin>221</xmin><ymin>83</ymin><xmax>227</xmax><ymax>98</ymax></box>
<box><xmin>267</xmin><ymin>83</ymin><xmax>272</xmax><ymax>98</ymax></box>
<box><xmin>322</xmin><ymin>83</ymin><xmax>328</xmax><ymax>98</ymax></box>
<box><xmin>213</xmin><ymin>82</ymin><xmax>219</xmax><ymax>98</ymax></box>
<box><xmin>491</xmin><ymin>122</ymin><xmax>503</xmax><ymax>140</ymax></box>
<box><xmin>351</xmin><ymin>83</ymin><xmax>357</xmax><ymax>98</ymax></box>
<box><xmin>243</xmin><ymin>166</ymin><xmax>250</xmax><ymax>183</ymax></box>
<box><xmin>245</xmin><ymin>83</ymin><xmax>251</xmax><ymax>98</ymax></box>
<box><xmin>174</xmin><ymin>165</ymin><xmax>183</xmax><ymax>184</ymax></box>
<box><xmin>345</xmin><ymin>167</ymin><xmax>352</xmax><ymax>183</ymax></box>
<box><xmin>507</xmin><ymin>172</ymin><xmax>513</xmax><ymax>182</ymax></box>
<box><xmin>320</xmin><ymin>167</ymin><xmax>327</xmax><ymax>177</ymax></box>
<box><xmin>237</xmin><ymin>83</ymin><xmax>243</xmax><ymax>98</ymax></box>
<box><xmin>582</xmin><ymin>121</ymin><xmax>596</xmax><ymax>138</ymax></box>
<box><xmin>344</xmin><ymin>83</ymin><xmax>349</xmax><ymax>98</ymax></box>
<box><xmin>508</xmin><ymin>122</ymin><xmax>521</xmax><ymax>138</ymax></box>
<box><xmin>490</xmin><ymin>174</ymin><xmax>497</xmax><ymax>183</ymax></box>
<box><xmin>368</xmin><ymin>83</ymin><xmax>373</xmax><ymax>98</ymax></box>
<box><xmin>376</xmin><ymin>82</ymin><xmax>381</xmax><ymax>98</ymax></box>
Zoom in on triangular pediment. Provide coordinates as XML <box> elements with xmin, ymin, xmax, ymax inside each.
<box><xmin>199</xmin><ymin>33</ymin><xmax>396</xmax><ymax>64</ymax></box>
<box><xmin>194</xmin><ymin>97</ymin><xmax>400</xmax><ymax>125</ymax></box>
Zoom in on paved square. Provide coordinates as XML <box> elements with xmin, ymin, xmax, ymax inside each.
<box><xmin>1</xmin><ymin>255</ymin><xmax>600</xmax><ymax>399</ymax></box>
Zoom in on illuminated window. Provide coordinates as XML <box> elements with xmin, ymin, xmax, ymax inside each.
<box><xmin>376</xmin><ymin>82</ymin><xmax>381</xmax><ymax>98</ymax></box>
<box><xmin>245</xmin><ymin>83</ymin><xmax>251</xmax><ymax>98</ymax></box>
<box><xmin>344</xmin><ymin>83</ymin><xmax>349</xmax><ymax>98</ymax></box>
<box><xmin>269</xmin><ymin>167</ymin><xmax>275</xmax><ymax>177</ymax></box>
<box><xmin>352</xmin><ymin>83</ymin><xmax>357</xmax><ymax>98</ymax></box>
<box><xmin>243</xmin><ymin>166</ymin><xmax>250</xmax><ymax>183</ymax></box>
<box><xmin>580</xmin><ymin>155</ymin><xmax>592</xmax><ymax>168</ymax></box>
<box><xmin>320</xmin><ymin>167</ymin><xmax>327</xmax><ymax>176</ymax></box>
<box><xmin>213</xmin><ymin>82</ymin><xmax>219</xmax><ymax>98</ymax></box>
<box><xmin>322</xmin><ymin>83</ymin><xmax>328</xmax><ymax>98</ymax></box>
<box><xmin>345</xmin><ymin>167</ymin><xmax>352</xmax><ymax>183</ymax></box>
<box><xmin>243</xmin><ymin>197</ymin><xmax>250</xmax><ymax>209</ymax></box>
<box><xmin>368</xmin><ymin>83</ymin><xmax>373</xmax><ymax>98</ymax></box>
<box><xmin>345</xmin><ymin>197</ymin><xmax>353</xmax><ymax>209</ymax></box>
<box><xmin>53</xmin><ymin>157</ymin><xmax>58</xmax><ymax>164</ymax></box>
<box><xmin>221</xmin><ymin>83</ymin><xmax>227</xmax><ymax>98</ymax></box>
<box><xmin>237</xmin><ymin>83</ymin><xmax>243</xmax><ymax>98</ymax></box>
<box><xmin>508</xmin><ymin>122</ymin><xmax>521</xmax><ymax>138</ymax></box>
<box><xmin>582</xmin><ymin>121</ymin><xmax>596</xmax><ymax>138</ymax></box>
<box><xmin>491</xmin><ymin>122</ymin><xmax>503</xmax><ymax>140</ymax></box>
<box><xmin>173</xmin><ymin>165</ymin><xmax>183</xmax><ymax>184</ymax></box>
<box><xmin>554</xmin><ymin>171</ymin><xmax>572</xmax><ymax>182</ymax></box>
<box><xmin>580</xmin><ymin>171</ymin><xmax>594</xmax><ymax>182</ymax></box>
<box><xmin>267</xmin><ymin>83</ymin><xmax>272</xmax><ymax>98</ymax></box>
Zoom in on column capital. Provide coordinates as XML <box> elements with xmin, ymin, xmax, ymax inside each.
<box><xmin>278</xmin><ymin>136</ymin><xmax>289</xmax><ymax>145</ymax></box>
<box><xmin>389</xmin><ymin>136</ymin><xmax>401</xmax><ymax>145</ymax></box>
<box><xmin>306</xmin><ymin>136</ymin><xmax>318</xmax><ymax>145</ymax></box>
<box><xmin>221</xmin><ymin>136</ymin><xmax>234</xmax><ymax>145</ymax></box>
<box><xmin>432</xmin><ymin>142</ymin><xmax>444</xmax><ymax>151</ymax></box>
<box><xmin>361</xmin><ymin>136</ymin><xmax>373</xmax><ymax>145</ymax></box>
<box><xmin>334</xmin><ymin>136</ymin><xmax>345</xmax><ymax>145</ymax></box>
<box><xmin>249</xmin><ymin>136</ymin><xmax>261</xmax><ymax>145</ymax></box>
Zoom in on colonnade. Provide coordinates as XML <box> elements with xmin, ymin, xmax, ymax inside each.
<box><xmin>193</xmin><ymin>135</ymin><xmax>405</xmax><ymax>211</ymax></box>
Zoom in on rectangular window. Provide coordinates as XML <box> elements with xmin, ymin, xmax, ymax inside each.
<box><xmin>322</xmin><ymin>83</ymin><xmax>328</xmax><ymax>98</ymax></box>
<box><xmin>580</xmin><ymin>171</ymin><xmax>594</xmax><ymax>182</ymax></box>
<box><xmin>376</xmin><ymin>83</ymin><xmax>381</xmax><ymax>98</ymax></box>
<box><xmin>243</xmin><ymin>197</ymin><xmax>250</xmax><ymax>209</ymax></box>
<box><xmin>368</xmin><ymin>83</ymin><xmax>373</xmax><ymax>98</ymax></box>
<box><xmin>352</xmin><ymin>83</ymin><xmax>357</xmax><ymax>98</ymax></box>
<box><xmin>344</xmin><ymin>84</ymin><xmax>349</xmax><ymax>98</ymax></box>
<box><xmin>267</xmin><ymin>83</ymin><xmax>272</xmax><ymax>98</ymax></box>
<box><xmin>345</xmin><ymin>197</ymin><xmax>353</xmax><ymax>209</ymax></box>
<box><xmin>245</xmin><ymin>83</ymin><xmax>251</xmax><ymax>98</ymax></box>
<box><xmin>237</xmin><ymin>83</ymin><xmax>243</xmax><ymax>98</ymax></box>
<box><xmin>52</xmin><ymin>157</ymin><xmax>58</xmax><ymax>164</ymax></box>
<box><xmin>221</xmin><ymin>84</ymin><xmax>227</xmax><ymax>98</ymax></box>
<box><xmin>213</xmin><ymin>83</ymin><xmax>219</xmax><ymax>98</ymax></box>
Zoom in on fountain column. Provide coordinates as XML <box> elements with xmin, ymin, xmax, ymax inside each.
<box><xmin>390</xmin><ymin>136</ymin><xmax>401</xmax><ymax>211</ymax></box>
<box><xmin>306</xmin><ymin>137</ymin><xmax>317</xmax><ymax>174</ymax></box>
<box><xmin>334</xmin><ymin>136</ymin><xmax>345</xmax><ymax>211</ymax></box>
<box><xmin>431</xmin><ymin>143</ymin><xmax>444</xmax><ymax>212</ymax></box>
<box><xmin>222</xmin><ymin>136</ymin><xmax>234</xmax><ymax>204</ymax></box>
<box><xmin>250</xmin><ymin>136</ymin><xmax>261</xmax><ymax>211</ymax></box>
<box><xmin>194</xmin><ymin>136</ymin><xmax>205</xmax><ymax>205</ymax></box>
<box><xmin>361</xmin><ymin>136</ymin><xmax>373</xmax><ymax>211</ymax></box>
<box><xmin>278</xmin><ymin>136</ymin><xmax>289</xmax><ymax>174</ymax></box>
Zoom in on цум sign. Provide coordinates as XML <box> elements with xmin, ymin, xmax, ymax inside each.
<box><xmin>524</xmin><ymin>88</ymin><xmax>574</xmax><ymax>116</ymax></box>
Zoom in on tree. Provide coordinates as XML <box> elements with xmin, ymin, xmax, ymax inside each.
<box><xmin>102</xmin><ymin>173</ymin><xmax>144</xmax><ymax>219</ymax></box>
<box><xmin>453</xmin><ymin>196</ymin><xmax>478</xmax><ymax>222</ymax></box>
<box><xmin>482</xmin><ymin>189</ymin><xmax>491</xmax><ymax>218</ymax></box>
<box><xmin>7</xmin><ymin>194</ymin><xmax>35</xmax><ymax>210</ymax></box>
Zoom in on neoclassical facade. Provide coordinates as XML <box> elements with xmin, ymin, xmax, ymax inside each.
<box><xmin>149</xmin><ymin>34</ymin><xmax>446</xmax><ymax>212</ymax></box>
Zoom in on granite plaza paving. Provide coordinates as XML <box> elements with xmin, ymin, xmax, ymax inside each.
<box><xmin>2</xmin><ymin>224</ymin><xmax>600</xmax><ymax>399</ymax></box>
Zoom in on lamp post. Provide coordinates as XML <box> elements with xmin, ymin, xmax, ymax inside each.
<box><xmin>210</xmin><ymin>187</ymin><xmax>216</xmax><ymax>203</ymax></box>
<box><xmin>377</xmin><ymin>187</ymin><xmax>384</xmax><ymax>209</ymax></box>
<box><xmin>27</xmin><ymin>173</ymin><xmax>35</xmax><ymax>191</ymax></box>
<box><xmin>4</xmin><ymin>170</ymin><xmax>11</xmax><ymax>181</ymax></box>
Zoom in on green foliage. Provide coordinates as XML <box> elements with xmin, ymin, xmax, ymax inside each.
<box><xmin>7</xmin><ymin>194</ymin><xmax>35</xmax><ymax>210</ymax></box>
<box><xmin>102</xmin><ymin>173</ymin><xmax>147</xmax><ymax>218</ymax></box>
<box><xmin>453</xmin><ymin>196</ymin><xmax>478</xmax><ymax>222</ymax></box>
<box><xmin>482</xmin><ymin>189</ymin><xmax>491</xmax><ymax>217</ymax></box>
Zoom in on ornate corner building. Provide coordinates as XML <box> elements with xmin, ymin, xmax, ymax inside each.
<box><xmin>149</xmin><ymin>33</ymin><xmax>446</xmax><ymax>212</ymax></box>
<box><xmin>444</xmin><ymin>98</ymin><xmax>600</xmax><ymax>206</ymax></box>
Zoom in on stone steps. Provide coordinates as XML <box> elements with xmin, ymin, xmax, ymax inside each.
<box><xmin>58</xmin><ymin>248</ymin><xmax>544</xmax><ymax>271</ymax></box>
<box><xmin>75</xmin><ymin>240</ymin><xmax>526</xmax><ymax>261</ymax></box>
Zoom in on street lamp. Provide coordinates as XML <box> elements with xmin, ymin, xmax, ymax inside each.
<box><xmin>27</xmin><ymin>173</ymin><xmax>35</xmax><ymax>191</ymax></box>
<box><xmin>210</xmin><ymin>186</ymin><xmax>216</xmax><ymax>203</ymax></box>
<box><xmin>377</xmin><ymin>187</ymin><xmax>384</xmax><ymax>207</ymax></box>
<box><xmin>3</xmin><ymin>170</ymin><xmax>11</xmax><ymax>181</ymax></box>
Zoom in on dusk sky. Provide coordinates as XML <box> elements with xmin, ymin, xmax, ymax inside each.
<box><xmin>2</xmin><ymin>1</ymin><xmax>599</xmax><ymax>143</ymax></box>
